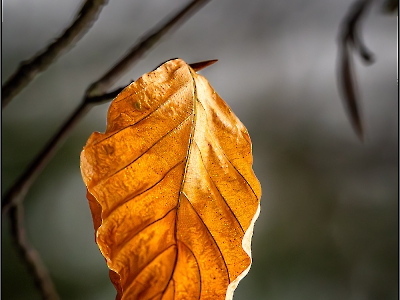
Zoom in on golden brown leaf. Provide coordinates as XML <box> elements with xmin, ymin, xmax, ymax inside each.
<box><xmin>80</xmin><ymin>58</ymin><xmax>261</xmax><ymax>300</ymax></box>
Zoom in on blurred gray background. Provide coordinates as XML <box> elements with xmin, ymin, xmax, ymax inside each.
<box><xmin>2</xmin><ymin>0</ymin><xmax>397</xmax><ymax>299</ymax></box>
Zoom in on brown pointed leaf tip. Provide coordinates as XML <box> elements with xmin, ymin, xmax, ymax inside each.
<box><xmin>80</xmin><ymin>58</ymin><xmax>261</xmax><ymax>300</ymax></box>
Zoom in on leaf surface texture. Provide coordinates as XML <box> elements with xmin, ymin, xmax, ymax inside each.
<box><xmin>80</xmin><ymin>58</ymin><xmax>261</xmax><ymax>300</ymax></box>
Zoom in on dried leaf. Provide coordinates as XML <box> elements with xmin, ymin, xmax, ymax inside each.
<box><xmin>80</xmin><ymin>58</ymin><xmax>261</xmax><ymax>300</ymax></box>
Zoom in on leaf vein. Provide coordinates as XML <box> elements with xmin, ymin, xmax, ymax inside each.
<box><xmin>182</xmin><ymin>191</ymin><xmax>230</xmax><ymax>283</ymax></box>
<box><xmin>195</xmin><ymin>97</ymin><xmax>258</xmax><ymax>202</ymax></box>
<box><xmin>94</xmin><ymin>113</ymin><xmax>192</xmax><ymax>187</ymax></box>
<box><xmin>113</xmin><ymin>207</ymin><xmax>177</xmax><ymax>260</ymax></box>
<box><xmin>178</xmin><ymin>241</ymin><xmax>202</xmax><ymax>300</ymax></box>
<box><xmin>93</xmin><ymin>81</ymin><xmax>192</xmax><ymax>145</ymax></box>
<box><xmin>104</xmin><ymin>159</ymin><xmax>185</xmax><ymax>219</ymax></box>
<box><xmin>193</xmin><ymin>140</ymin><xmax>244</xmax><ymax>233</ymax></box>
<box><xmin>124</xmin><ymin>243</ymin><xmax>177</xmax><ymax>297</ymax></box>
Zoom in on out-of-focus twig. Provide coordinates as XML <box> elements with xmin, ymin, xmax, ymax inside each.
<box><xmin>1</xmin><ymin>0</ymin><xmax>209</xmax><ymax>300</ymax></box>
<box><xmin>10</xmin><ymin>203</ymin><xmax>61</xmax><ymax>300</ymax></box>
<box><xmin>337</xmin><ymin>0</ymin><xmax>375</xmax><ymax>140</ymax></box>
<box><xmin>2</xmin><ymin>83</ymin><xmax>131</xmax><ymax>216</ymax></box>
<box><xmin>2</xmin><ymin>0</ymin><xmax>211</xmax><ymax>215</ymax></box>
<box><xmin>381</xmin><ymin>0</ymin><xmax>398</xmax><ymax>13</ymax></box>
<box><xmin>2</xmin><ymin>101</ymin><xmax>91</xmax><ymax>215</ymax></box>
<box><xmin>4</xmin><ymin>86</ymin><xmax>125</xmax><ymax>300</ymax></box>
<box><xmin>2</xmin><ymin>0</ymin><xmax>108</xmax><ymax>109</ymax></box>
<box><xmin>4</xmin><ymin>1</ymin><xmax>211</xmax><ymax>299</ymax></box>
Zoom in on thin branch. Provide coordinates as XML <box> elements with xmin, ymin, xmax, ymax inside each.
<box><xmin>2</xmin><ymin>0</ymin><xmax>108</xmax><ymax>109</ymax></box>
<box><xmin>2</xmin><ymin>84</ymin><xmax>124</xmax><ymax>215</ymax></box>
<box><xmin>3</xmin><ymin>87</ymin><xmax>124</xmax><ymax>300</ymax></box>
<box><xmin>381</xmin><ymin>0</ymin><xmax>398</xmax><ymax>13</ymax></box>
<box><xmin>87</xmin><ymin>0</ymin><xmax>211</xmax><ymax>97</ymax></box>
<box><xmin>2</xmin><ymin>102</ymin><xmax>91</xmax><ymax>215</ymax></box>
<box><xmin>2</xmin><ymin>0</ymin><xmax>211</xmax><ymax>215</ymax></box>
<box><xmin>337</xmin><ymin>0</ymin><xmax>375</xmax><ymax>140</ymax></box>
<box><xmin>4</xmin><ymin>2</ymin><xmax>211</xmax><ymax>299</ymax></box>
<box><xmin>10</xmin><ymin>203</ymin><xmax>61</xmax><ymax>300</ymax></box>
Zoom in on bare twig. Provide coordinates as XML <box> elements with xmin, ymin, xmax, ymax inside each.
<box><xmin>4</xmin><ymin>1</ymin><xmax>211</xmax><ymax>299</ymax></box>
<box><xmin>87</xmin><ymin>0</ymin><xmax>211</xmax><ymax>97</ymax></box>
<box><xmin>10</xmin><ymin>203</ymin><xmax>61</xmax><ymax>300</ymax></box>
<box><xmin>2</xmin><ymin>0</ymin><xmax>211</xmax><ymax>214</ymax></box>
<box><xmin>3</xmin><ymin>86</ymin><xmax>124</xmax><ymax>300</ymax></box>
<box><xmin>2</xmin><ymin>101</ymin><xmax>91</xmax><ymax>215</ymax></box>
<box><xmin>1</xmin><ymin>85</ymin><xmax>124</xmax><ymax>215</ymax></box>
<box><xmin>2</xmin><ymin>0</ymin><xmax>108</xmax><ymax>109</ymax></box>
<box><xmin>337</xmin><ymin>0</ymin><xmax>375</xmax><ymax>140</ymax></box>
<box><xmin>381</xmin><ymin>0</ymin><xmax>398</xmax><ymax>13</ymax></box>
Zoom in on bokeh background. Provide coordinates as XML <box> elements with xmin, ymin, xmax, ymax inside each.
<box><xmin>2</xmin><ymin>0</ymin><xmax>398</xmax><ymax>299</ymax></box>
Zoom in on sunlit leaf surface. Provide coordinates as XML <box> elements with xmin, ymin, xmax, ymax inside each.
<box><xmin>80</xmin><ymin>58</ymin><xmax>261</xmax><ymax>300</ymax></box>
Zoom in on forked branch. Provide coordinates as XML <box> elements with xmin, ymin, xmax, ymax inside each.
<box><xmin>87</xmin><ymin>0</ymin><xmax>210</xmax><ymax>97</ymax></box>
<box><xmin>4</xmin><ymin>2</ymin><xmax>210</xmax><ymax>299</ymax></box>
<box><xmin>2</xmin><ymin>0</ymin><xmax>210</xmax><ymax>215</ymax></box>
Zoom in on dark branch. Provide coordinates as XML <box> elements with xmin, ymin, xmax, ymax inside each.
<box><xmin>85</xmin><ymin>86</ymin><xmax>127</xmax><ymax>104</ymax></box>
<box><xmin>2</xmin><ymin>0</ymin><xmax>108</xmax><ymax>109</ymax></box>
<box><xmin>381</xmin><ymin>0</ymin><xmax>398</xmax><ymax>13</ymax></box>
<box><xmin>337</xmin><ymin>0</ymin><xmax>376</xmax><ymax>140</ymax></box>
<box><xmin>2</xmin><ymin>102</ymin><xmax>91</xmax><ymax>215</ymax></box>
<box><xmin>3</xmin><ymin>1</ymin><xmax>212</xmax><ymax>299</ymax></box>
<box><xmin>10</xmin><ymin>204</ymin><xmax>61</xmax><ymax>300</ymax></box>
<box><xmin>87</xmin><ymin>0</ymin><xmax>211</xmax><ymax>97</ymax></box>
<box><xmin>2</xmin><ymin>0</ymin><xmax>211</xmax><ymax>215</ymax></box>
<box><xmin>1</xmin><ymin>84</ymin><xmax>128</xmax><ymax>215</ymax></box>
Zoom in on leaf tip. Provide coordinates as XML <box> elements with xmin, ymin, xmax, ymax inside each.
<box><xmin>189</xmin><ymin>59</ymin><xmax>218</xmax><ymax>72</ymax></box>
